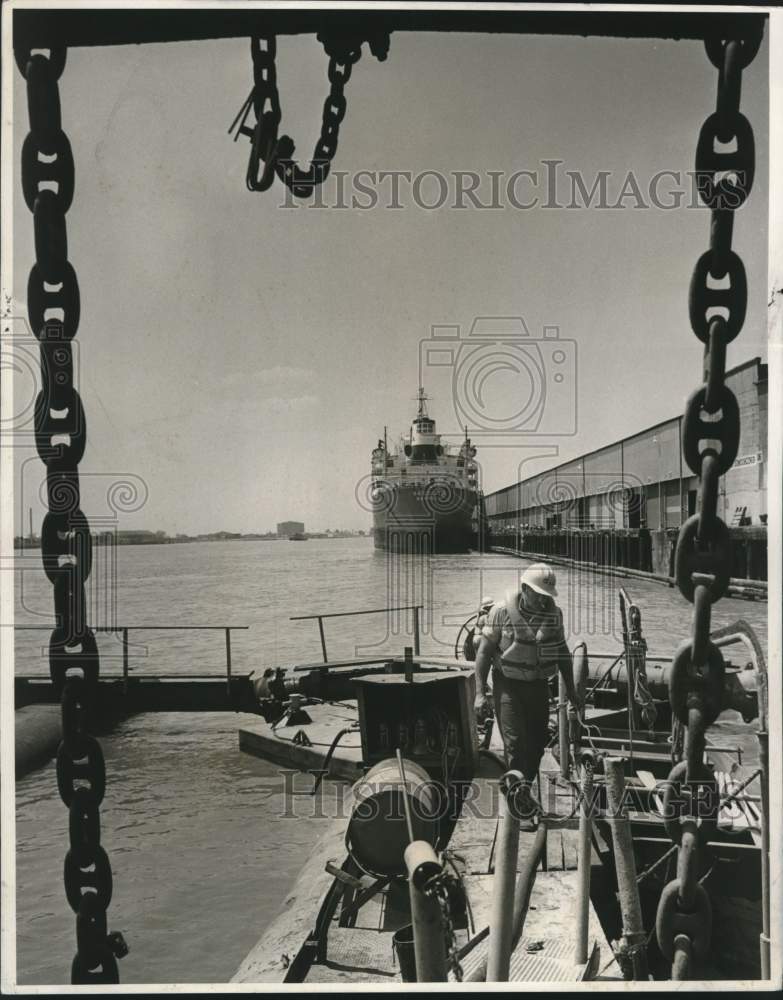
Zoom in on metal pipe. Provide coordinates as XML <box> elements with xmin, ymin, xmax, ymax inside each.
<box><xmin>717</xmin><ymin>766</ymin><xmax>761</xmax><ymax>812</ymax></box>
<box><xmin>291</xmin><ymin>604</ymin><xmax>423</xmax><ymax>620</ymax></box>
<box><xmin>225</xmin><ymin>627</ymin><xmax>232</xmax><ymax>697</ymax></box>
<box><xmin>413</xmin><ymin>605</ymin><xmax>421</xmax><ymax>656</ymax></box>
<box><xmin>396</xmin><ymin>749</ymin><xmax>415</xmax><ymax>844</ymax></box>
<box><xmin>575</xmin><ymin>762</ymin><xmax>594</xmax><ymax>965</ymax></box>
<box><xmin>467</xmin><ymin>823</ymin><xmax>548</xmax><ymax>982</ymax></box>
<box><xmin>122</xmin><ymin>627</ymin><xmax>129</xmax><ymax>696</ymax></box>
<box><xmin>604</xmin><ymin>757</ymin><xmax>648</xmax><ymax>980</ymax></box>
<box><xmin>487</xmin><ymin>771</ymin><xmax>523</xmax><ymax>981</ymax></box>
<box><xmin>317</xmin><ymin>617</ymin><xmax>328</xmax><ymax>663</ymax></box>
<box><xmin>404</xmin><ymin>840</ymin><xmax>447</xmax><ymax>983</ymax></box>
<box><xmin>558</xmin><ymin>673</ymin><xmax>569</xmax><ymax>777</ymax></box>
<box><xmin>292</xmin><ymin>653</ymin><xmax>465</xmax><ymax>673</ymax></box>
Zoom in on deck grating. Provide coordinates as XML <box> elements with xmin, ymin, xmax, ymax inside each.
<box><xmin>306</xmin><ymin>927</ymin><xmax>398</xmax><ymax>982</ymax></box>
<box><xmin>456</xmin><ymin>934</ymin><xmax>588</xmax><ymax>982</ymax></box>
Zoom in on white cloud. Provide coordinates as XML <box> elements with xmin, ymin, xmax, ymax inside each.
<box><xmin>258</xmin><ymin>393</ymin><xmax>319</xmax><ymax>416</ymax></box>
<box><xmin>224</xmin><ymin>366</ymin><xmax>317</xmax><ymax>393</ymax></box>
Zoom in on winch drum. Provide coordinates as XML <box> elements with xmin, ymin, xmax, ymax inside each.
<box><xmin>346</xmin><ymin>757</ymin><xmax>439</xmax><ymax>877</ymax></box>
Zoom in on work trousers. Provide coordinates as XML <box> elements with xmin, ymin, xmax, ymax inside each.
<box><xmin>491</xmin><ymin>669</ymin><xmax>551</xmax><ymax>783</ymax></box>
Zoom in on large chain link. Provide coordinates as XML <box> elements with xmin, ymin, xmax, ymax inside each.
<box><xmin>230</xmin><ymin>32</ymin><xmax>390</xmax><ymax>197</ymax></box>
<box><xmin>16</xmin><ymin>44</ymin><xmax>126</xmax><ymax>984</ymax></box>
<box><xmin>423</xmin><ymin>870</ymin><xmax>464</xmax><ymax>981</ymax></box>
<box><xmin>657</xmin><ymin>27</ymin><xmax>762</xmax><ymax>980</ymax></box>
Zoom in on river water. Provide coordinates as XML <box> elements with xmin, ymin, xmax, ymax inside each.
<box><xmin>12</xmin><ymin>538</ymin><xmax>768</xmax><ymax>984</ymax></box>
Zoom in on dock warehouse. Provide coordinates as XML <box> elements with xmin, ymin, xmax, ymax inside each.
<box><xmin>484</xmin><ymin>357</ymin><xmax>767</xmax><ymax>582</ymax></box>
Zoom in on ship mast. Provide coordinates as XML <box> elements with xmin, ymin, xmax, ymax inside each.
<box><xmin>417</xmin><ymin>386</ymin><xmax>428</xmax><ymax>418</ymax></box>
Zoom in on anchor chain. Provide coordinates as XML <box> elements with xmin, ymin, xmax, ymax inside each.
<box><xmin>230</xmin><ymin>32</ymin><xmax>390</xmax><ymax>197</ymax></box>
<box><xmin>16</xmin><ymin>44</ymin><xmax>126</xmax><ymax>983</ymax></box>
<box><xmin>657</xmin><ymin>27</ymin><xmax>761</xmax><ymax>980</ymax></box>
<box><xmin>423</xmin><ymin>869</ymin><xmax>464</xmax><ymax>981</ymax></box>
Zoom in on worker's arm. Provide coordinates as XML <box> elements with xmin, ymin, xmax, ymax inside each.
<box><xmin>473</xmin><ymin>636</ymin><xmax>494</xmax><ymax>710</ymax></box>
<box><xmin>557</xmin><ymin>647</ymin><xmax>579</xmax><ymax>707</ymax></box>
<box><xmin>474</xmin><ymin>605</ymin><xmax>502</xmax><ymax>716</ymax></box>
<box><xmin>540</xmin><ymin>608</ymin><xmax>579</xmax><ymax>707</ymax></box>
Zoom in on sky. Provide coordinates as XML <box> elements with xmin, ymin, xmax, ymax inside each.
<box><xmin>10</xmin><ymin>22</ymin><xmax>770</xmax><ymax>535</ymax></box>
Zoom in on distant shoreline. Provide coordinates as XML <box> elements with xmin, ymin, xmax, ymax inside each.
<box><xmin>13</xmin><ymin>532</ymin><xmax>369</xmax><ymax>550</ymax></box>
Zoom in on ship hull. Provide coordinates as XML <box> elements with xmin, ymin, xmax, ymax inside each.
<box><xmin>371</xmin><ymin>482</ymin><xmax>479</xmax><ymax>553</ymax></box>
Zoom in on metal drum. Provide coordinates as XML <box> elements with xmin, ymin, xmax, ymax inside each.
<box><xmin>346</xmin><ymin>758</ymin><xmax>439</xmax><ymax>877</ymax></box>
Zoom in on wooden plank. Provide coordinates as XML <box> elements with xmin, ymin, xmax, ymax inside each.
<box><xmin>448</xmin><ymin>808</ymin><xmax>499</xmax><ymax>876</ymax></box>
<box><xmin>636</xmin><ymin>769</ymin><xmax>657</xmax><ymax>790</ymax></box>
<box><xmin>546</xmin><ymin>829</ymin><xmax>565</xmax><ymax>871</ymax></box>
<box><xmin>560</xmin><ymin>828</ymin><xmax>580</xmax><ymax>871</ymax></box>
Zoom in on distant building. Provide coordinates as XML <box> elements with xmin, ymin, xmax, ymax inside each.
<box><xmin>277</xmin><ymin>520</ymin><xmax>305</xmax><ymax>538</ymax></box>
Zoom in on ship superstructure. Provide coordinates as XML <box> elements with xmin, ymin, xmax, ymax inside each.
<box><xmin>370</xmin><ymin>389</ymin><xmax>483</xmax><ymax>552</ymax></box>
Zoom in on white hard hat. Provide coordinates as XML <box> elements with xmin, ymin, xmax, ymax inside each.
<box><xmin>521</xmin><ymin>563</ymin><xmax>558</xmax><ymax>598</ymax></box>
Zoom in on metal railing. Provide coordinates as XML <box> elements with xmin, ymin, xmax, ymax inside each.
<box><xmin>290</xmin><ymin>604</ymin><xmax>423</xmax><ymax>663</ymax></box>
<box><xmin>13</xmin><ymin>624</ymin><xmax>249</xmax><ymax>696</ymax></box>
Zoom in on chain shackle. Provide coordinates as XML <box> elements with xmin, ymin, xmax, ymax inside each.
<box><xmin>682</xmin><ymin>384</ymin><xmax>740</xmax><ymax>476</ymax></box>
<box><xmin>660</xmin><ymin>760</ymin><xmax>720</xmax><ymax>845</ymax></box>
<box><xmin>34</xmin><ymin>386</ymin><xmax>87</xmax><ymax>469</ymax></box>
<box><xmin>668</xmin><ymin>638</ymin><xmax>725</xmax><ymax>728</ymax></box>
<box><xmin>688</xmin><ymin>250</ymin><xmax>747</xmax><ymax>344</ymax></box>
<box><xmin>41</xmin><ymin>508</ymin><xmax>92</xmax><ymax>584</ymax></box>
<box><xmin>674</xmin><ymin>515</ymin><xmax>732</xmax><ymax>603</ymax></box>
<box><xmin>16</xmin><ymin>44</ymin><xmax>123</xmax><ymax>984</ymax></box>
<box><xmin>695</xmin><ymin>112</ymin><xmax>755</xmax><ymax>210</ymax></box>
<box><xmin>28</xmin><ymin>261</ymin><xmax>81</xmax><ymax>341</ymax></box>
<box><xmin>60</xmin><ymin>675</ymin><xmax>93</xmax><ymax>756</ymax></box>
<box><xmin>22</xmin><ymin>131</ymin><xmax>75</xmax><ymax>214</ymax></box>
<box><xmin>655</xmin><ymin>879</ymin><xmax>713</xmax><ymax>961</ymax></box>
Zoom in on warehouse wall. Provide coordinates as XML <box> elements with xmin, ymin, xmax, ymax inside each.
<box><xmin>485</xmin><ymin>358</ymin><xmax>767</xmax><ymax>532</ymax></box>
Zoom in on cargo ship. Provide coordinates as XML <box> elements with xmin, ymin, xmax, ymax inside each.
<box><xmin>370</xmin><ymin>389</ymin><xmax>484</xmax><ymax>553</ymax></box>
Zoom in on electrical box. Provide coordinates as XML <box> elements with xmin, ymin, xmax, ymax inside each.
<box><xmin>353</xmin><ymin>670</ymin><xmax>477</xmax><ymax>782</ymax></box>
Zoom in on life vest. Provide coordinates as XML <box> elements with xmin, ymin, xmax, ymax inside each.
<box><xmin>496</xmin><ymin>589</ymin><xmax>559</xmax><ymax>682</ymax></box>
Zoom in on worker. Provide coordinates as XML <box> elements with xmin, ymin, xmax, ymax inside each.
<box><xmin>473</xmin><ymin>563</ymin><xmax>578</xmax><ymax>827</ymax></box>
